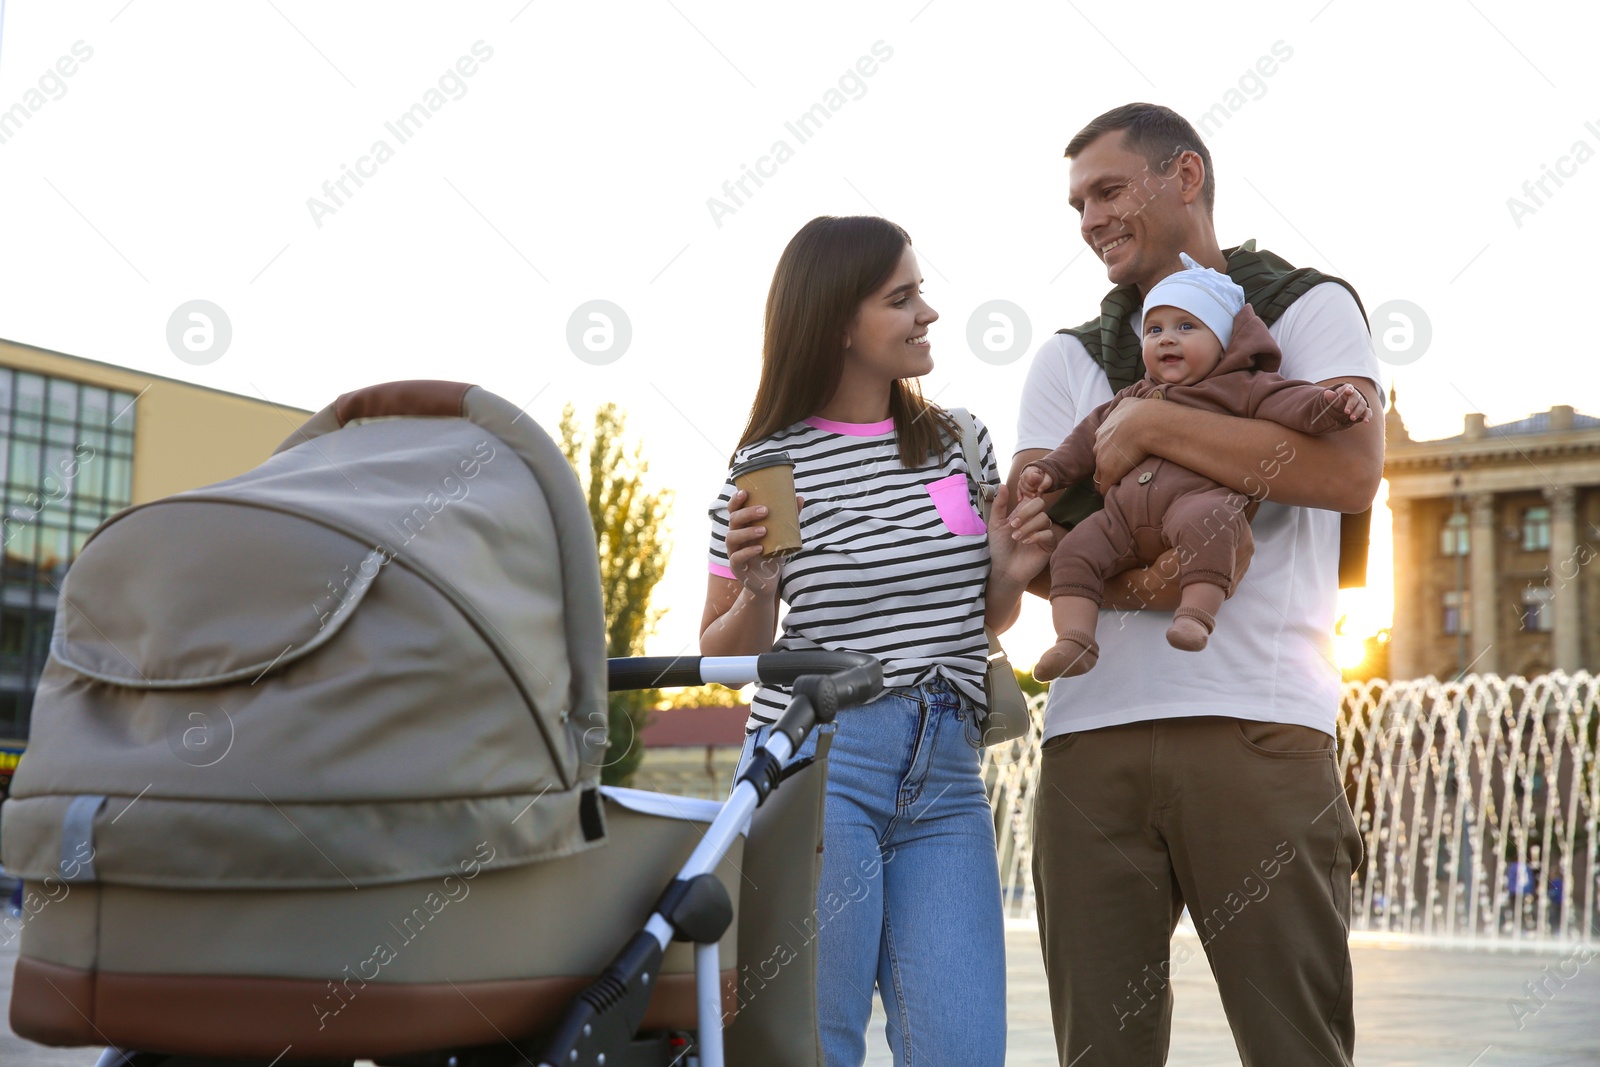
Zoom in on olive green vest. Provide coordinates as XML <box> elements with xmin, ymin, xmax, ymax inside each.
<box><xmin>1049</xmin><ymin>241</ymin><xmax>1372</xmax><ymax>588</ymax></box>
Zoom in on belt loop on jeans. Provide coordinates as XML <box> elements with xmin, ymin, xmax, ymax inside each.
<box><xmin>919</xmin><ymin>675</ymin><xmax>958</xmax><ymax>710</ymax></box>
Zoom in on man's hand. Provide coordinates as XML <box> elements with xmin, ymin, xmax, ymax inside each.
<box><xmin>1094</xmin><ymin>377</ymin><xmax>1382</xmax><ymax>514</ymax></box>
<box><xmin>1092</xmin><ymin>396</ymin><xmax>1155</xmax><ymax>495</ymax></box>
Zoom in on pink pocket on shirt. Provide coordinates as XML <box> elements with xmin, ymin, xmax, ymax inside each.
<box><xmin>925</xmin><ymin>473</ymin><xmax>987</xmax><ymax>536</ymax></box>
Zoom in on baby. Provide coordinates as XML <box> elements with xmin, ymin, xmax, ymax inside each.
<box><xmin>1020</xmin><ymin>253</ymin><xmax>1371</xmax><ymax>681</ymax></box>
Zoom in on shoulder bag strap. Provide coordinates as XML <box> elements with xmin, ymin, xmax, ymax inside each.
<box><xmin>948</xmin><ymin>407</ymin><xmax>996</xmax><ymax>521</ymax></box>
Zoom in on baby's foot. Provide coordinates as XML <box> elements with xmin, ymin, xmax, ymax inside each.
<box><xmin>1166</xmin><ymin>607</ymin><xmax>1216</xmax><ymax>652</ymax></box>
<box><xmin>1033</xmin><ymin>630</ymin><xmax>1099</xmax><ymax>681</ymax></box>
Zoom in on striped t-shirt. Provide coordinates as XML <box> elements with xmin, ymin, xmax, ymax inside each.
<box><xmin>708</xmin><ymin>412</ymin><xmax>999</xmax><ymax>732</ymax></box>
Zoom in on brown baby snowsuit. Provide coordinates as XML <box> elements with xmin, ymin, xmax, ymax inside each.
<box><xmin>1029</xmin><ymin>304</ymin><xmax>1361</xmax><ymax>604</ymax></box>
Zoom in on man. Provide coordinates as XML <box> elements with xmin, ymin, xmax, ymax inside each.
<box><xmin>1007</xmin><ymin>103</ymin><xmax>1381</xmax><ymax>1065</ymax></box>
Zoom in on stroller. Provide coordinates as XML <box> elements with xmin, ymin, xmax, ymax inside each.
<box><xmin>0</xmin><ymin>380</ymin><xmax>881</xmax><ymax>1067</ymax></box>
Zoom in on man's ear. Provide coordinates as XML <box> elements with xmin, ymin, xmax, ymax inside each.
<box><xmin>1176</xmin><ymin>149</ymin><xmax>1206</xmax><ymax>206</ymax></box>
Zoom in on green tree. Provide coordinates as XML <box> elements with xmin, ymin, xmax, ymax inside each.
<box><xmin>1015</xmin><ymin>668</ymin><xmax>1046</xmax><ymax>700</ymax></box>
<box><xmin>558</xmin><ymin>403</ymin><xmax>673</xmax><ymax>786</ymax></box>
<box><xmin>659</xmin><ymin>683</ymin><xmax>750</xmax><ymax>710</ymax></box>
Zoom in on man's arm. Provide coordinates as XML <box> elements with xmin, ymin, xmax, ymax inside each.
<box><xmin>1094</xmin><ymin>283</ymin><xmax>1384</xmax><ymax>513</ymax></box>
<box><xmin>1090</xmin><ymin>375</ymin><xmax>1383</xmax><ymax>514</ymax></box>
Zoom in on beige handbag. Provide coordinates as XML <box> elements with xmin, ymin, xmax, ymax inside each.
<box><xmin>950</xmin><ymin>408</ymin><xmax>1033</xmax><ymax>747</ymax></box>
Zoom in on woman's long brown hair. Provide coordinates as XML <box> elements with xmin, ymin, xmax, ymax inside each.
<box><xmin>734</xmin><ymin>215</ymin><xmax>957</xmax><ymax>468</ymax></box>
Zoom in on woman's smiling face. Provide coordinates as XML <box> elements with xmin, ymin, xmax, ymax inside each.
<box><xmin>842</xmin><ymin>243</ymin><xmax>938</xmax><ymax>383</ymax></box>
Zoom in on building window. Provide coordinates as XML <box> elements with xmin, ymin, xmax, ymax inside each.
<box><xmin>1522</xmin><ymin>506</ymin><xmax>1551</xmax><ymax>552</ymax></box>
<box><xmin>0</xmin><ymin>368</ymin><xmax>137</xmax><ymax>740</ymax></box>
<box><xmin>1440</xmin><ymin>512</ymin><xmax>1470</xmax><ymax>556</ymax></box>
<box><xmin>1521</xmin><ymin>586</ymin><xmax>1554</xmax><ymax>632</ymax></box>
<box><xmin>1443</xmin><ymin>590</ymin><xmax>1471</xmax><ymax>635</ymax></box>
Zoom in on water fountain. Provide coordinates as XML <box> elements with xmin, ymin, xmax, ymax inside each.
<box><xmin>985</xmin><ymin>671</ymin><xmax>1600</xmax><ymax>945</ymax></box>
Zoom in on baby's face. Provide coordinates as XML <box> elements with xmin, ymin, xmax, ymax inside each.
<box><xmin>1141</xmin><ymin>305</ymin><xmax>1224</xmax><ymax>386</ymax></box>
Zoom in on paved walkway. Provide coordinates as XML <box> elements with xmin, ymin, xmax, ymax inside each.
<box><xmin>4</xmin><ymin>924</ymin><xmax>1598</xmax><ymax>1065</ymax></box>
<box><xmin>864</xmin><ymin>924</ymin><xmax>1600</xmax><ymax>1066</ymax></box>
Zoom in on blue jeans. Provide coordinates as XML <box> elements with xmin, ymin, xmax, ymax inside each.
<box><xmin>737</xmin><ymin>677</ymin><xmax>1006</xmax><ymax>1067</ymax></box>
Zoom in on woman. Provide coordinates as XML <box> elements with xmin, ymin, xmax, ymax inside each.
<box><xmin>700</xmin><ymin>215</ymin><xmax>1049</xmax><ymax>1067</ymax></box>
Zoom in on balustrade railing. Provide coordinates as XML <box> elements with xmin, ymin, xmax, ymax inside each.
<box><xmin>986</xmin><ymin>672</ymin><xmax>1600</xmax><ymax>945</ymax></box>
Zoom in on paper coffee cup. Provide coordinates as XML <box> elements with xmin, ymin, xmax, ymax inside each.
<box><xmin>731</xmin><ymin>451</ymin><xmax>802</xmax><ymax>558</ymax></box>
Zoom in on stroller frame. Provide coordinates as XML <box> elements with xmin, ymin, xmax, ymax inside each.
<box><xmin>85</xmin><ymin>649</ymin><xmax>881</xmax><ymax>1067</ymax></box>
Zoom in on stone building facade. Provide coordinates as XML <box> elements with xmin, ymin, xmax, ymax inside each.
<box><xmin>1384</xmin><ymin>397</ymin><xmax>1600</xmax><ymax>681</ymax></box>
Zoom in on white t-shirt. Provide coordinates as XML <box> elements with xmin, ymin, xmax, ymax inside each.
<box><xmin>709</xmin><ymin>414</ymin><xmax>999</xmax><ymax>732</ymax></box>
<box><xmin>1014</xmin><ymin>282</ymin><xmax>1382</xmax><ymax>739</ymax></box>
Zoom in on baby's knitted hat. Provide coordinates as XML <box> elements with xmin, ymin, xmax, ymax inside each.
<box><xmin>1140</xmin><ymin>252</ymin><xmax>1246</xmax><ymax>348</ymax></box>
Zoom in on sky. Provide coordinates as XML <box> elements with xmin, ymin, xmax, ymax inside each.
<box><xmin>2</xmin><ymin>0</ymin><xmax>1596</xmax><ymax>667</ymax></box>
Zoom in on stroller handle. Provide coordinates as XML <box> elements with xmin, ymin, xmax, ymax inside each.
<box><xmin>333</xmin><ymin>379</ymin><xmax>474</xmax><ymax>424</ymax></box>
<box><xmin>539</xmin><ymin>653</ymin><xmax>882</xmax><ymax>1067</ymax></box>
<box><xmin>608</xmin><ymin>651</ymin><xmax>883</xmax><ymax>707</ymax></box>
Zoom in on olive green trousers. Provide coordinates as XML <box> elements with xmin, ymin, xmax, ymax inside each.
<box><xmin>1032</xmin><ymin>716</ymin><xmax>1362</xmax><ymax>1066</ymax></box>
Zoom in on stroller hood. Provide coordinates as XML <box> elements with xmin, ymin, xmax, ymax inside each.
<box><xmin>1</xmin><ymin>382</ymin><xmax>611</xmax><ymax>889</ymax></box>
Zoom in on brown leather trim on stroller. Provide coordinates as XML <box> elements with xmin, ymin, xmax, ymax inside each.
<box><xmin>334</xmin><ymin>380</ymin><xmax>473</xmax><ymax>426</ymax></box>
<box><xmin>10</xmin><ymin>957</ymin><xmax>737</xmax><ymax>1060</ymax></box>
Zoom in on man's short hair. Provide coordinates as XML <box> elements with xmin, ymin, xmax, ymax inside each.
<box><xmin>1064</xmin><ymin>103</ymin><xmax>1215</xmax><ymax>213</ymax></box>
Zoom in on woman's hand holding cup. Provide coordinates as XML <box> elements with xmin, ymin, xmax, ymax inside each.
<box><xmin>725</xmin><ymin>488</ymin><xmax>803</xmax><ymax>597</ymax></box>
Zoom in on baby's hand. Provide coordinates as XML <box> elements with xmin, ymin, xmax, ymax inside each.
<box><xmin>1324</xmin><ymin>383</ymin><xmax>1372</xmax><ymax>423</ymax></box>
<box><xmin>1017</xmin><ymin>465</ymin><xmax>1053</xmax><ymax>501</ymax></box>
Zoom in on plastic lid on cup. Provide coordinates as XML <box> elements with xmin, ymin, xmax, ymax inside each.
<box><xmin>730</xmin><ymin>451</ymin><xmax>794</xmax><ymax>479</ymax></box>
